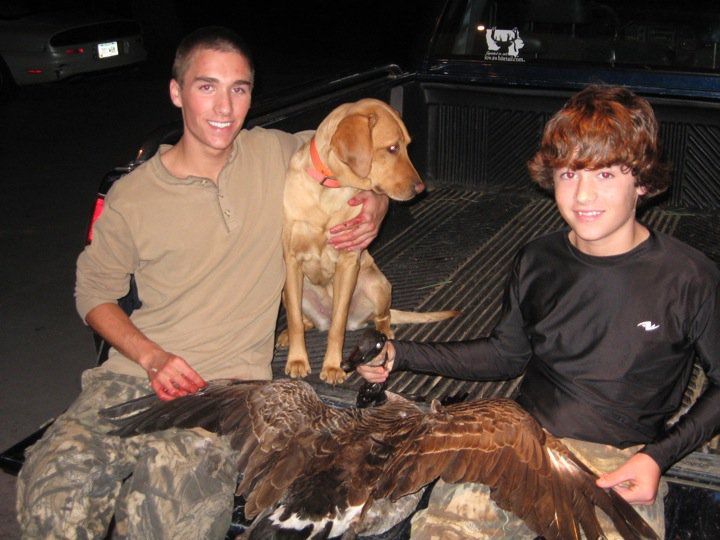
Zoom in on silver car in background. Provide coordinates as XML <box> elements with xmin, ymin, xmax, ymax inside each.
<box><xmin>0</xmin><ymin>5</ymin><xmax>146</xmax><ymax>95</ymax></box>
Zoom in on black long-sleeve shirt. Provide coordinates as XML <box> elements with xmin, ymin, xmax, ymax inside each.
<box><xmin>393</xmin><ymin>230</ymin><xmax>720</xmax><ymax>471</ymax></box>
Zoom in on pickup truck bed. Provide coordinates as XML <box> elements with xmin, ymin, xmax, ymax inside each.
<box><xmin>261</xmin><ymin>76</ymin><xmax>720</xmax><ymax>475</ymax></box>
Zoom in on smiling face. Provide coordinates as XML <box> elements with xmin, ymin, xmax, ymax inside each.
<box><xmin>553</xmin><ymin>164</ymin><xmax>648</xmax><ymax>256</ymax></box>
<box><xmin>169</xmin><ymin>47</ymin><xmax>253</xmax><ymax>159</ymax></box>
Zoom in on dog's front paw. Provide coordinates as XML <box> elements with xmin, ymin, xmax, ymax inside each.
<box><xmin>285</xmin><ymin>359</ymin><xmax>311</xmax><ymax>378</ymax></box>
<box><xmin>275</xmin><ymin>329</ymin><xmax>289</xmax><ymax>349</ymax></box>
<box><xmin>320</xmin><ymin>365</ymin><xmax>347</xmax><ymax>385</ymax></box>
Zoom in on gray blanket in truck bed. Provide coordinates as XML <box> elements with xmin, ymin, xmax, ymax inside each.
<box><xmin>269</xmin><ymin>187</ymin><xmax>719</xmax><ymax>487</ymax></box>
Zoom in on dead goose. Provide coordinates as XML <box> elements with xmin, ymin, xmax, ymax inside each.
<box><xmin>101</xmin><ymin>378</ymin><xmax>657</xmax><ymax>540</ymax></box>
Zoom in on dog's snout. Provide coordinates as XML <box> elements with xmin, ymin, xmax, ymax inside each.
<box><xmin>389</xmin><ymin>176</ymin><xmax>425</xmax><ymax>201</ymax></box>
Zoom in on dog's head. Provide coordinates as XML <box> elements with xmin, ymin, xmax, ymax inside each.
<box><xmin>317</xmin><ymin>98</ymin><xmax>424</xmax><ymax>201</ymax></box>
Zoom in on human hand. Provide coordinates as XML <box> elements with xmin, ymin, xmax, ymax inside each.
<box><xmin>596</xmin><ymin>452</ymin><xmax>661</xmax><ymax>504</ymax></box>
<box><xmin>328</xmin><ymin>191</ymin><xmax>389</xmax><ymax>251</ymax></box>
<box><xmin>142</xmin><ymin>350</ymin><xmax>207</xmax><ymax>401</ymax></box>
<box><xmin>356</xmin><ymin>341</ymin><xmax>396</xmax><ymax>383</ymax></box>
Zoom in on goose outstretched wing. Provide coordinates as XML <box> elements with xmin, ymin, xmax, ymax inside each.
<box><xmin>102</xmin><ymin>379</ymin><xmax>358</xmax><ymax>519</ymax></box>
<box><xmin>371</xmin><ymin>398</ymin><xmax>658</xmax><ymax>540</ymax></box>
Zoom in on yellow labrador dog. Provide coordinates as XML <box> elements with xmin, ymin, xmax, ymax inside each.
<box><xmin>282</xmin><ymin>98</ymin><xmax>458</xmax><ymax>384</ymax></box>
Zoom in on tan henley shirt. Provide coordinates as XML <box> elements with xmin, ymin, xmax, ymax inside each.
<box><xmin>76</xmin><ymin>127</ymin><xmax>310</xmax><ymax>380</ymax></box>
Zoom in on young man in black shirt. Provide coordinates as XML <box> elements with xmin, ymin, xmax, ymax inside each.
<box><xmin>357</xmin><ymin>85</ymin><xmax>720</xmax><ymax>538</ymax></box>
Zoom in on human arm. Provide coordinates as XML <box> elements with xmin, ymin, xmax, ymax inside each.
<box><xmin>357</xmin><ymin>254</ymin><xmax>533</xmax><ymax>382</ymax></box>
<box><xmin>595</xmin><ymin>452</ymin><xmax>662</xmax><ymax>504</ymax></box>
<box><xmin>76</xmin><ymin>183</ymin><xmax>205</xmax><ymax>400</ymax></box>
<box><xmin>636</xmin><ymin>282</ymin><xmax>720</xmax><ymax>472</ymax></box>
<box><xmin>356</xmin><ymin>336</ymin><xmax>531</xmax><ymax>386</ymax></box>
<box><xmin>85</xmin><ymin>303</ymin><xmax>206</xmax><ymax>401</ymax></box>
<box><xmin>638</xmin><ymin>383</ymin><xmax>720</xmax><ymax>471</ymax></box>
<box><xmin>328</xmin><ymin>191</ymin><xmax>389</xmax><ymax>251</ymax></box>
<box><xmin>596</xmin><ymin>278</ymin><xmax>720</xmax><ymax>501</ymax></box>
<box><xmin>354</xmin><ymin>337</ymin><xmax>530</xmax><ymax>382</ymax></box>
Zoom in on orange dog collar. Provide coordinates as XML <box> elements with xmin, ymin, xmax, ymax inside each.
<box><xmin>306</xmin><ymin>138</ymin><xmax>341</xmax><ymax>188</ymax></box>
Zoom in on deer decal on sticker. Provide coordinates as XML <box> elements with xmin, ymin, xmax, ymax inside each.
<box><xmin>486</xmin><ymin>27</ymin><xmax>525</xmax><ymax>58</ymax></box>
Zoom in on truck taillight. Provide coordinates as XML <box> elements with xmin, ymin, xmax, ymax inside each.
<box><xmin>86</xmin><ymin>196</ymin><xmax>105</xmax><ymax>244</ymax></box>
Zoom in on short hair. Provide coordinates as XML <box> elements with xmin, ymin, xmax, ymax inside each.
<box><xmin>528</xmin><ymin>85</ymin><xmax>670</xmax><ymax>199</ymax></box>
<box><xmin>172</xmin><ymin>26</ymin><xmax>255</xmax><ymax>85</ymax></box>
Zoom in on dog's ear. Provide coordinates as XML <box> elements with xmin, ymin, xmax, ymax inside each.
<box><xmin>330</xmin><ymin>113</ymin><xmax>378</xmax><ymax>178</ymax></box>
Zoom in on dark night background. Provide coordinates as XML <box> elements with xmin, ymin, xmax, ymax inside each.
<box><xmin>0</xmin><ymin>1</ymin><xmax>444</xmax><ymax>536</ymax></box>
<box><xmin>44</xmin><ymin>0</ymin><xmax>441</xmax><ymax>96</ymax></box>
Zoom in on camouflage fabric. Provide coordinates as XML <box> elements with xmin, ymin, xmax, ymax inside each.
<box><xmin>410</xmin><ymin>438</ymin><xmax>667</xmax><ymax>540</ymax></box>
<box><xmin>17</xmin><ymin>368</ymin><xmax>238</xmax><ymax>540</ymax></box>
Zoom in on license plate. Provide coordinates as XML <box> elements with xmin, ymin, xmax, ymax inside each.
<box><xmin>97</xmin><ymin>41</ymin><xmax>119</xmax><ymax>59</ymax></box>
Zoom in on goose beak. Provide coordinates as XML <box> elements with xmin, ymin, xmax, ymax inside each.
<box><xmin>341</xmin><ymin>329</ymin><xmax>388</xmax><ymax>372</ymax></box>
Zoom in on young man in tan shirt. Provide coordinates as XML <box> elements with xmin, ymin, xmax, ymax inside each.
<box><xmin>18</xmin><ymin>26</ymin><xmax>388</xmax><ymax>539</ymax></box>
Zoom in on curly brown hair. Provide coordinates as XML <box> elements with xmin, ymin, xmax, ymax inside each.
<box><xmin>528</xmin><ymin>85</ymin><xmax>670</xmax><ymax>199</ymax></box>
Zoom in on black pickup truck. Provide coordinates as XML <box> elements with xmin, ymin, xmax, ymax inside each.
<box><xmin>3</xmin><ymin>0</ymin><xmax>719</xmax><ymax>537</ymax></box>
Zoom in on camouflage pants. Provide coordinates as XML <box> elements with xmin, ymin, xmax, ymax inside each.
<box><xmin>410</xmin><ymin>438</ymin><xmax>667</xmax><ymax>540</ymax></box>
<box><xmin>17</xmin><ymin>368</ymin><xmax>239</xmax><ymax>540</ymax></box>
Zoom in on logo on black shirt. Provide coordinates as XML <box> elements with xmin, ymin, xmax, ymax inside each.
<box><xmin>637</xmin><ymin>321</ymin><xmax>660</xmax><ymax>331</ymax></box>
